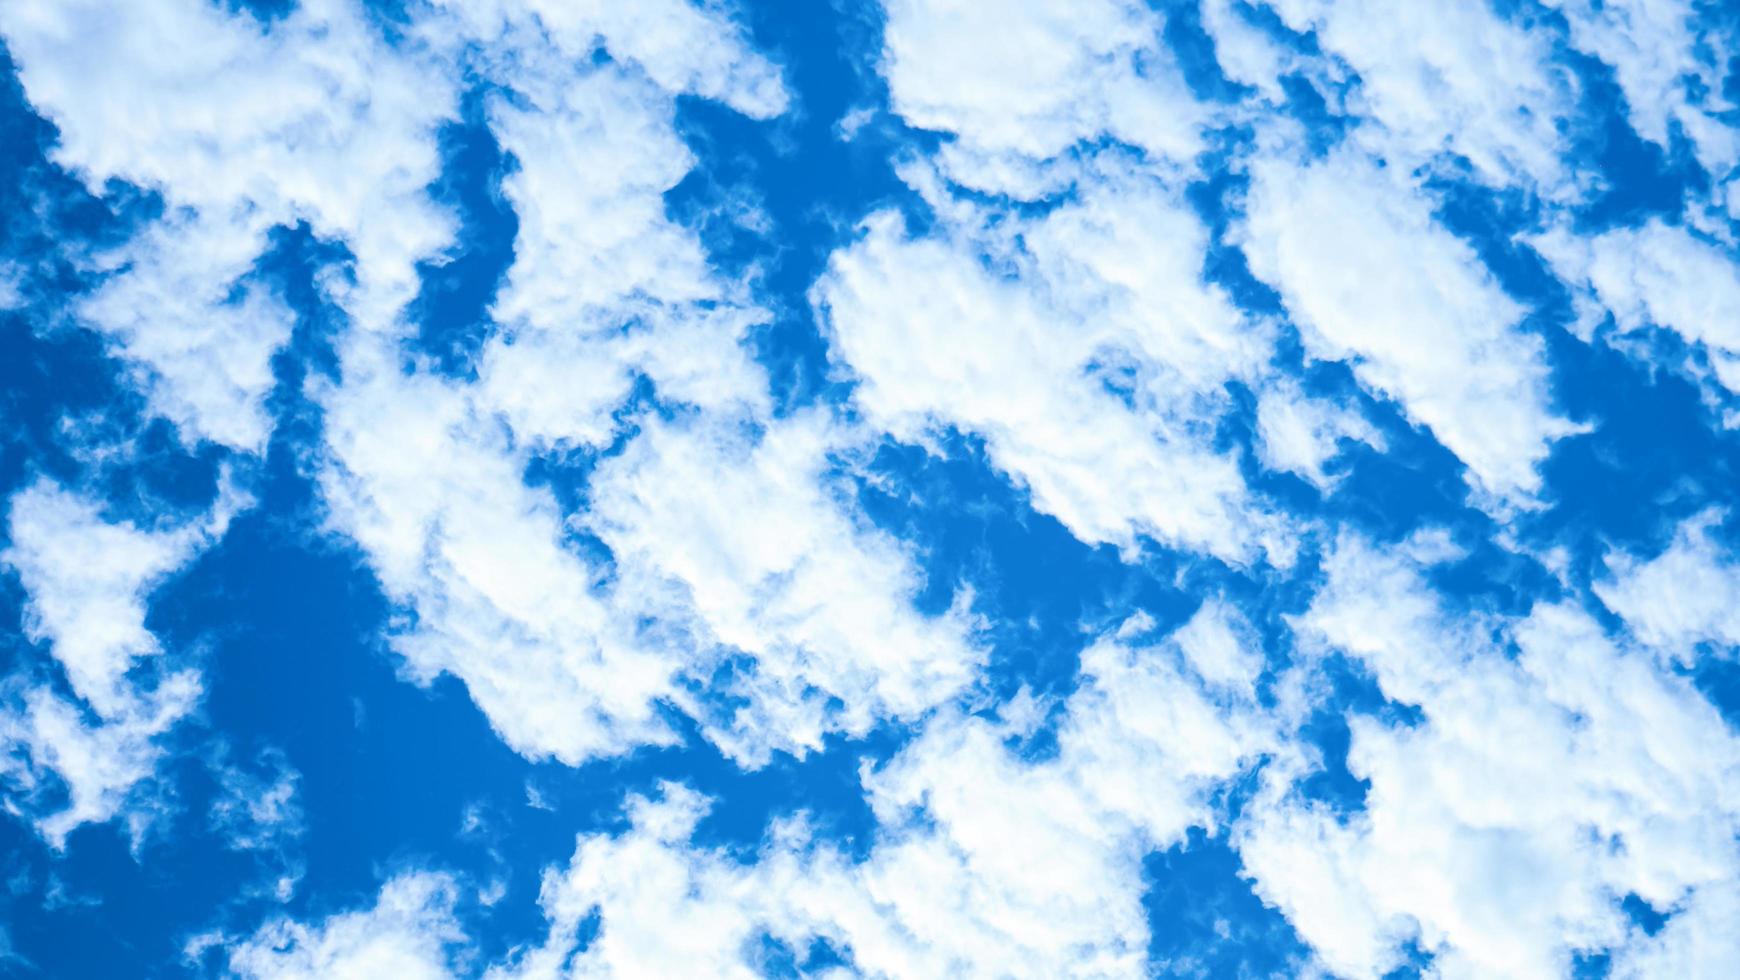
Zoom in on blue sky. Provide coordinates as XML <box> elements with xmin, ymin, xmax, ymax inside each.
<box><xmin>2</xmin><ymin>1</ymin><xmax>1740</xmax><ymax>977</ymax></box>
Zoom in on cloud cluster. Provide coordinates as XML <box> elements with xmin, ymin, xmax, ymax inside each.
<box><xmin>814</xmin><ymin>188</ymin><xmax>1288</xmax><ymax>564</ymax></box>
<box><xmin>222</xmin><ymin>871</ymin><xmax>465</xmax><ymax>980</ymax></box>
<box><xmin>0</xmin><ymin>478</ymin><xmax>238</xmax><ymax>845</ymax></box>
<box><xmin>1254</xmin><ymin>0</ymin><xmax>1576</xmax><ymax>192</ymax></box>
<box><xmin>1596</xmin><ymin>511</ymin><xmax>1740</xmax><ymax>658</ymax></box>
<box><xmin>1242</xmin><ymin>537</ymin><xmax>1740</xmax><ymax>978</ymax></box>
<box><xmin>7</xmin><ymin>0</ymin><xmax>975</xmax><ymax>777</ymax></box>
<box><xmin>1537</xmin><ymin>220</ymin><xmax>1740</xmax><ymax>420</ymax></box>
<box><xmin>479</xmin><ymin>606</ymin><xmax>1272</xmax><ymax>978</ymax></box>
<box><xmin>1241</xmin><ymin>147</ymin><xmax>1578</xmax><ymax>500</ymax></box>
<box><xmin>880</xmin><ymin>0</ymin><xmax>1202</xmax><ymax>197</ymax></box>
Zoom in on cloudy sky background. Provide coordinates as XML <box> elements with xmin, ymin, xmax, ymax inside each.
<box><xmin>2</xmin><ymin>0</ymin><xmax>1740</xmax><ymax>976</ymax></box>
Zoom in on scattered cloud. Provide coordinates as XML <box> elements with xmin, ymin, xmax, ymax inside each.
<box><xmin>2</xmin><ymin>0</ymin><xmax>1740</xmax><ymax>975</ymax></box>
<box><xmin>0</xmin><ymin>478</ymin><xmax>239</xmax><ymax>846</ymax></box>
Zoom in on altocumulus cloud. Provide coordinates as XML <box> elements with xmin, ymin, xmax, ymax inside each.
<box><xmin>1</xmin><ymin>1</ymin><xmax>1739</xmax><ymax>978</ymax></box>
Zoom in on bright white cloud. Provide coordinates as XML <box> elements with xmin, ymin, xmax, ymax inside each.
<box><xmin>1546</xmin><ymin>0</ymin><xmax>1740</xmax><ymax>178</ymax></box>
<box><xmin>1</xmin><ymin>0</ymin><xmax>457</xmax><ymax>341</ymax></box>
<box><xmin>1241</xmin><ymin>146</ymin><xmax>1578</xmax><ymax>500</ymax></box>
<box><xmin>303</xmin><ymin>2</ymin><xmax>979</xmax><ymax>769</ymax></box>
<box><xmin>1254</xmin><ymin>378</ymin><xmax>1384</xmax><ymax>491</ymax></box>
<box><xmin>1198</xmin><ymin>0</ymin><xmax>1298</xmax><ymax>103</ymax></box>
<box><xmin>427</xmin><ymin>0</ymin><xmax>786</xmax><ymax>120</ymax></box>
<box><xmin>483</xmin><ymin>64</ymin><xmax>750</xmax><ymax>336</ymax></box>
<box><xmin>226</xmin><ymin>871</ymin><xmax>465</xmax><ymax>980</ymax></box>
<box><xmin>815</xmin><ymin>177</ymin><xmax>1290</xmax><ymax>564</ymax></box>
<box><xmin>2</xmin><ymin>0</ymin><xmax>766</xmax><ymax>447</ymax></box>
<box><xmin>0</xmin><ymin>479</ymin><xmax>237</xmax><ymax>846</ymax></box>
<box><xmin>0</xmin><ymin>681</ymin><xmax>198</xmax><ymax>850</ymax></box>
<box><xmin>1261</xmin><ymin>0</ymin><xmax>1577</xmax><ymax>193</ymax></box>
<box><xmin>318</xmin><ymin>354</ymin><xmax>681</xmax><ymax>765</ymax></box>
<box><xmin>880</xmin><ymin>0</ymin><xmax>1203</xmax><ymax>196</ymax></box>
<box><xmin>489</xmin><ymin>617</ymin><xmax>1273</xmax><ymax>978</ymax></box>
<box><xmin>1536</xmin><ymin>220</ymin><xmax>1740</xmax><ymax>407</ymax></box>
<box><xmin>472</xmin><ymin>53</ymin><xmax>772</xmax><ymax>425</ymax></box>
<box><xmin>1596</xmin><ymin>511</ymin><xmax>1740</xmax><ymax>658</ymax></box>
<box><xmin>1240</xmin><ymin>536</ymin><xmax>1740</xmax><ymax>978</ymax></box>
<box><xmin>586</xmin><ymin>411</ymin><xmax>982</xmax><ymax>765</ymax></box>
<box><xmin>75</xmin><ymin>211</ymin><xmax>294</xmax><ymax>451</ymax></box>
<box><xmin>1172</xmin><ymin>598</ymin><xmax>1267</xmax><ymax>699</ymax></box>
<box><xmin>323</xmin><ymin>339</ymin><xmax>985</xmax><ymax>767</ymax></box>
<box><xmin>0</xmin><ymin>0</ymin><xmax>463</xmax><ymax>458</ymax></box>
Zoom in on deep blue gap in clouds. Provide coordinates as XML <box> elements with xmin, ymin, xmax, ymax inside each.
<box><xmin>1554</xmin><ymin>37</ymin><xmax>1705</xmax><ymax>233</ymax></box>
<box><xmin>1156</xmin><ymin>0</ymin><xmax>1255</xmax><ymax>105</ymax></box>
<box><xmin>406</xmin><ymin>85</ymin><xmax>519</xmax><ymax>381</ymax></box>
<box><xmin>851</xmin><ymin>434</ymin><xmax>1200</xmax><ymax>715</ymax></box>
<box><xmin>751</xmin><ymin>931</ymin><xmax>854</xmax><ymax>977</ymax></box>
<box><xmin>219</xmin><ymin>0</ymin><xmax>296</xmax><ymax>24</ymax></box>
<box><xmin>665</xmin><ymin>0</ymin><xmax>926</xmax><ymax>416</ymax></box>
<box><xmin>0</xmin><ymin>43</ymin><xmax>166</xmax><ymax>506</ymax></box>
<box><xmin>1144</xmin><ymin>826</ymin><xmax>1310</xmax><ymax>977</ymax></box>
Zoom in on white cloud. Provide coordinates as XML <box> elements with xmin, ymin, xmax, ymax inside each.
<box><xmin>0</xmin><ymin>478</ymin><xmax>237</xmax><ymax>846</ymax></box>
<box><xmin>1172</xmin><ymin>598</ymin><xmax>1266</xmax><ymax>699</ymax></box>
<box><xmin>1198</xmin><ymin>0</ymin><xmax>1297</xmax><ymax>103</ymax></box>
<box><xmin>3</xmin><ymin>0</ymin><xmax>781</xmax><ymax>445</ymax></box>
<box><xmin>522</xmin><ymin>0</ymin><xmax>786</xmax><ymax>119</ymax></box>
<box><xmin>1535</xmin><ymin>220</ymin><xmax>1740</xmax><ymax>405</ymax></box>
<box><xmin>585</xmin><ymin>411</ymin><xmax>983</xmax><ymax>765</ymax></box>
<box><xmin>1610</xmin><ymin>879</ymin><xmax>1740</xmax><ymax>979</ymax></box>
<box><xmin>482</xmin><ymin>63</ymin><xmax>751</xmax><ymax>337</ymax></box>
<box><xmin>1239</xmin><ymin>536</ymin><xmax>1740</xmax><ymax>978</ymax></box>
<box><xmin>1546</xmin><ymin>0</ymin><xmax>1740</xmax><ymax>178</ymax></box>
<box><xmin>225</xmin><ymin>871</ymin><xmax>465</xmax><ymax>980</ymax></box>
<box><xmin>1254</xmin><ymin>378</ymin><xmax>1384</xmax><ymax>490</ymax></box>
<box><xmin>1261</xmin><ymin>0</ymin><xmax>1577</xmax><ymax>194</ymax></box>
<box><xmin>1596</xmin><ymin>510</ymin><xmax>1740</xmax><ymax>658</ymax></box>
<box><xmin>317</xmin><ymin>355</ymin><xmax>681</xmax><ymax>765</ymax></box>
<box><xmin>814</xmin><ymin>175</ymin><xmax>1290</xmax><ymax>564</ymax></box>
<box><xmin>471</xmin><ymin>53</ymin><xmax>772</xmax><ymax>424</ymax></box>
<box><xmin>0</xmin><ymin>0</ymin><xmax>458</xmax><ymax>340</ymax></box>
<box><xmin>5</xmin><ymin>482</ymin><xmax>210</xmax><ymax>716</ymax></box>
<box><xmin>490</xmin><ymin>619</ymin><xmax>1274</xmax><ymax>978</ymax></box>
<box><xmin>426</xmin><ymin>0</ymin><xmax>786</xmax><ymax>120</ymax></box>
<box><xmin>1241</xmin><ymin>146</ymin><xmax>1578</xmax><ymax>500</ymax></box>
<box><xmin>0</xmin><ymin>680</ymin><xmax>198</xmax><ymax>850</ymax></box>
<box><xmin>323</xmin><ymin>338</ymin><xmax>987</xmax><ymax>767</ymax></box>
<box><xmin>75</xmin><ymin>211</ymin><xmax>294</xmax><ymax>452</ymax></box>
<box><xmin>0</xmin><ymin>0</ymin><xmax>472</xmax><ymax>461</ymax></box>
<box><xmin>879</xmin><ymin>0</ymin><xmax>1204</xmax><ymax>196</ymax></box>
<box><xmin>300</xmin><ymin>4</ymin><xmax>983</xmax><ymax>768</ymax></box>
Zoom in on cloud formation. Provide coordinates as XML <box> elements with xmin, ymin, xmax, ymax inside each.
<box><xmin>2</xmin><ymin>0</ymin><xmax>1739</xmax><ymax>977</ymax></box>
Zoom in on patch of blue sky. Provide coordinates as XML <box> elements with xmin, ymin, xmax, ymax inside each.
<box><xmin>406</xmin><ymin>87</ymin><xmax>519</xmax><ymax>382</ymax></box>
<box><xmin>0</xmin><ymin>60</ymin><xmax>165</xmax><ymax>505</ymax></box>
<box><xmin>1144</xmin><ymin>826</ymin><xmax>1312</xmax><ymax>977</ymax></box>
<box><xmin>666</xmin><ymin>0</ymin><xmax>924</xmax><ymax>415</ymax></box>
<box><xmin>1159</xmin><ymin>0</ymin><xmax>1258</xmax><ymax>105</ymax></box>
